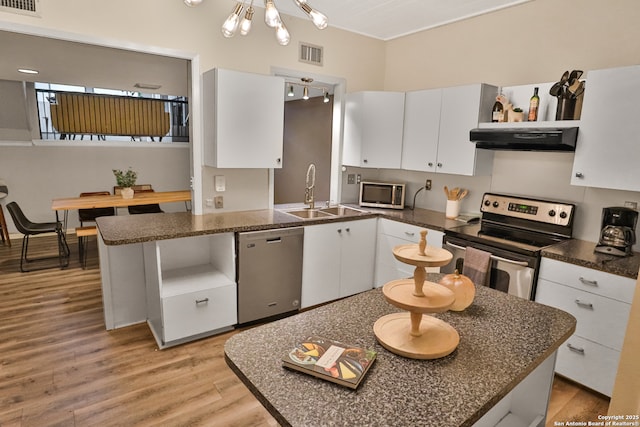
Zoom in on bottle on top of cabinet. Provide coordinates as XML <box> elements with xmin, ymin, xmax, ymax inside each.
<box><xmin>491</xmin><ymin>89</ymin><xmax>504</xmax><ymax>122</ymax></box>
<box><xmin>528</xmin><ymin>87</ymin><xmax>540</xmax><ymax>121</ymax></box>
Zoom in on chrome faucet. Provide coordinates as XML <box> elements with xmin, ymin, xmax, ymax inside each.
<box><xmin>304</xmin><ymin>163</ymin><xmax>316</xmax><ymax>209</ymax></box>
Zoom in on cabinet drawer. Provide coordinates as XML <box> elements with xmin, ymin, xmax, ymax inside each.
<box><xmin>378</xmin><ymin>219</ymin><xmax>423</xmax><ymax>242</ymax></box>
<box><xmin>555</xmin><ymin>335</ymin><xmax>621</xmax><ymax>397</ymax></box>
<box><xmin>162</xmin><ymin>284</ymin><xmax>237</xmax><ymax>342</ymax></box>
<box><xmin>539</xmin><ymin>258</ymin><xmax>635</xmax><ymax>303</ymax></box>
<box><xmin>536</xmin><ymin>279</ymin><xmax>630</xmax><ymax>350</ymax></box>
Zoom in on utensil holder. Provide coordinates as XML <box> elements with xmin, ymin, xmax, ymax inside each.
<box><xmin>445</xmin><ymin>200</ymin><xmax>460</xmax><ymax>219</ymax></box>
<box><xmin>555</xmin><ymin>96</ymin><xmax>577</xmax><ymax>120</ymax></box>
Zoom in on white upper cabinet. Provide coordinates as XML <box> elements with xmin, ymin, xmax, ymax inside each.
<box><xmin>401</xmin><ymin>88</ymin><xmax>441</xmax><ymax>172</ymax></box>
<box><xmin>401</xmin><ymin>84</ymin><xmax>496</xmax><ymax>176</ymax></box>
<box><xmin>571</xmin><ymin>65</ymin><xmax>640</xmax><ymax>191</ymax></box>
<box><xmin>343</xmin><ymin>91</ymin><xmax>405</xmax><ymax>169</ymax></box>
<box><xmin>203</xmin><ymin>68</ymin><xmax>284</xmax><ymax>168</ymax></box>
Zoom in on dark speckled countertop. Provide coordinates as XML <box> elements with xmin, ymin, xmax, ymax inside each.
<box><xmin>541</xmin><ymin>239</ymin><xmax>640</xmax><ymax>279</ymax></box>
<box><xmin>96</xmin><ymin>206</ymin><xmax>640</xmax><ymax>279</ymax></box>
<box><xmin>225</xmin><ymin>276</ymin><xmax>576</xmax><ymax>427</ymax></box>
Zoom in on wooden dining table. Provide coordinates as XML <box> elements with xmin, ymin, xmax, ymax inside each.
<box><xmin>51</xmin><ymin>190</ymin><xmax>192</xmax><ymax>231</ymax></box>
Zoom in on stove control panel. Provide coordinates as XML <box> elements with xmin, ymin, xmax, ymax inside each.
<box><xmin>481</xmin><ymin>193</ymin><xmax>574</xmax><ymax>226</ymax></box>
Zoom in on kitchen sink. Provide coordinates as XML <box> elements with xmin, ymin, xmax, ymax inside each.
<box><xmin>282</xmin><ymin>205</ymin><xmax>366</xmax><ymax>220</ymax></box>
<box><xmin>284</xmin><ymin>209</ymin><xmax>334</xmax><ymax>219</ymax></box>
<box><xmin>319</xmin><ymin>206</ymin><xmax>364</xmax><ymax>217</ymax></box>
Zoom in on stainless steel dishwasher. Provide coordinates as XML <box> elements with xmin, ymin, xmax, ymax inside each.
<box><xmin>237</xmin><ymin>227</ymin><xmax>304</xmax><ymax>324</ymax></box>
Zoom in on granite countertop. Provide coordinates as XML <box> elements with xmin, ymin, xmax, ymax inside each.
<box><xmin>95</xmin><ymin>209</ymin><xmax>377</xmax><ymax>245</ymax></box>
<box><xmin>541</xmin><ymin>238</ymin><xmax>640</xmax><ymax>279</ymax></box>
<box><xmin>96</xmin><ymin>206</ymin><xmax>639</xmax><ymax>279</ymax></box>
<box><xmin>225</xmin><ymin>275</ymin><xmax>576</xmax><ymax>427</ymax></box>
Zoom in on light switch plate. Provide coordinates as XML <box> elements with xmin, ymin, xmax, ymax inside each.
<box><xmin>215</xmin><ymin>175</ymin><xmax>226</xmax><ymax>192</ymax></box>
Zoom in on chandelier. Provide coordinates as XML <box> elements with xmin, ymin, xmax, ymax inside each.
<box><xmin>219</xmin><ymin>0</ymin><xmax>328</xmax><ymax>46</ymax></box>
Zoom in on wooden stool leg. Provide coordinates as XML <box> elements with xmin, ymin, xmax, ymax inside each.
<box><xmin>0</xmin><ymin>204</ymin><xmax>11</xmax><ymax>247</ymax></box>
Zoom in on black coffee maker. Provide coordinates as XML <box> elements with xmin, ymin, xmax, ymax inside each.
<box><xmin>594</xmin><ymin>207</ymin><xmax>638</xmax><ymax>256</ymax></box>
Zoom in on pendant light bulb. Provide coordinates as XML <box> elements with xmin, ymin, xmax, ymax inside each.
<box><xmin>221</xmin><ymin>3</ymin><xmax>244</xmax><ymax>38</ymax></box>
<box><xmin>302</xmin><ymin>86</ymin><xmax>309</xmax><ymax>100</ymax></box>
<box><xmin>275</xmin><ymin>21</ymin><xmax>290</xmax><ymax>45</ymax></box>
<box><xmin>264</xmin><ymin>0</ymin><xmax>281</xmax><ymax>28</ymax></box>
<box><xmin>287</xmin><ymin>85</ymin><xmax>295</xmax><ymax>97</ymax></box>
<box><xmin>239</xmin><ymin>6</ymin><xmax>254</xmax><ymax>36</ymax></box>
<box><xmin>295</xmin><ymin>0</ymin><xmax>328</xmax><ymax>30</ymax></box>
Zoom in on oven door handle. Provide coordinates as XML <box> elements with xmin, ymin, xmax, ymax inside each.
<box><xmin>444</xmin><ymin>241</ymin><xmax>530</xmax><ymax>267</ymax></box>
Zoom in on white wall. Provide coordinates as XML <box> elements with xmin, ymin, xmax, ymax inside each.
<box><xmin>0</xmin><ymin>0</ymin><xmax>386</xmax><ymax>217</ymax></box>
<box><xmin>378</xmin><ymin>0</ymin><xmax>640</xmax><ymax>247</ymax></box>
<box><xmin>0</xmin><ymin>144</ymin><xmax>190</xmax><ymax>232</ymax></box>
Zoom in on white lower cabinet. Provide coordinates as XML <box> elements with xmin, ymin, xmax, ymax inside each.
<box><xmin>535</xmin><ymin>257</ymin><xmax>634</xmax><ymax>396</ymax></box>
<box><xmin>301</xmin><ymin>218</ymin><xmax>377</xmax><ymax>308</ymax></box>
<box><xmin>143</xmin><ymin>233</ymin><xmax>237</xmax><ymax>348</ymax></box>
<box><xmin>374</xmin><ymin>219</ymin><xmax>444</xmax><ymax>287</ymax></box>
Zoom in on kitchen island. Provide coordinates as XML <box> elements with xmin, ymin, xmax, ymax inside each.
<box><xmin>225</xmin><ymin>276</ymin><xmax>576</xmax><ymax>427</ymax></box>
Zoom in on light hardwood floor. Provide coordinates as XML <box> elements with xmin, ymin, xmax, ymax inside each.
<box><xmin>0</xmin><ymin>235</ymin><xmax>609</xmax><ymax>426</ymax></box>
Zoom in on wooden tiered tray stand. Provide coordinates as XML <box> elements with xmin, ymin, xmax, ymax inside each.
<box><xmin>373</xmin><ymin>230</ymin><xmax>460</xmax><ymax>359</ymax></box>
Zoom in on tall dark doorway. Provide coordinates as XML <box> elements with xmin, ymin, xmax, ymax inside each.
<box><xmin>275</xmin><ymin>95</ymin><xmax>333</xmax><ymax>204</ymax></box>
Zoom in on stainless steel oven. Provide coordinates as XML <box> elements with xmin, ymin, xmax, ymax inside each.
<box><xmin>442</xmin><ymin>193</ymin><xmax>575</xmax><ymax>300</ymax></box>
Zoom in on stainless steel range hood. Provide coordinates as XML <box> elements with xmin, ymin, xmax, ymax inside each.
<box><xmin>469</xmin><ymin>127</ymin><xmax>578</xmax><ymax>151</ymax></box>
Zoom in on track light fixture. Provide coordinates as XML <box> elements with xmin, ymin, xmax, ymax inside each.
<box><xmin>286</xmin><ymin>77</ymin><xmax>332</xmax><ymax>102</ymax></box>
<box><xmin>219</xmin><ymin>0</ymin><xmax>328</xmax><ymax>45</ymax></box>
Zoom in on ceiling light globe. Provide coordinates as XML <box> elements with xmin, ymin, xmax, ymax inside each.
<box><xmin>184</xmin><ymin>0</ymin><xmax>203</xmax><ymax>6</ymax></box>
<box><xmin>309</xmin><ymin>9</ymin><xmax>328</xmax><ymax>29</ymax></box>
<box><xmin>221</xmin><ymin>16</ymin><xmax>240</xmax><ymax>37</ymax></box>
<box><xmin>239</xmin><ymin>6</ymin><xmax>254</xmax><ymax>36</ymax></box>
<box><xmin>275</xmin><ymin>22</ymin><xmax>290</xmax><ymax>46</ymax></box>
<box><xmin>264</xmin><ymin>0</ymin><xmax>281</xmax><ymax>28</ymax></box>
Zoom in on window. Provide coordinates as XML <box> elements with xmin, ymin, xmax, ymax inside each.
<box><xmin>35</xmin><ymin>83</ymin><xmax>189</xmax><ymax>143</ymax></box>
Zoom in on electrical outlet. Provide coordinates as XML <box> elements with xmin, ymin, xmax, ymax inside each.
<box><xmin>214</xmin><ymin>196</ymin><xmax>224</xmax><ymax>209</ymax></box>
<box><xmin>356</xmin><ymin>174</ymin><xmax>361</xmax><ymax>184</ymax></box>
<box><xmin>624</xmin><ymin>201</ymin><xmax>638</xmax><ymax>210</ymax></box>
<box><xmin>347</xmin><ymin>174</ymin><xmax>355</xmax><ymax>184</ymax></box>
<box><xmin>425</xmin><ymin>179</ymin><xmax>432</xmax><ymax>190</ymax></box>
<box><xmin>205</xmin><ymin>198</ymin><xmax>213</xmax><ymax>207</ymax></box>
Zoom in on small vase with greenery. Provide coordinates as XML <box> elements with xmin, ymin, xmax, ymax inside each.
<box><xmin>113</xmin><ymin>168</ymin><xmax>137</xmax><ymax>198</ymax></box>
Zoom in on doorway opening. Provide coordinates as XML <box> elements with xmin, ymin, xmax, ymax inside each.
<box><xmin>275</xmin><ymin>91</ymin><xmax>333</xmax><ymax>204</ymax></box>
<box><xmin>271</xmin><ymin>67</ymin><xmax>346</xmax><ymax>208</ymax></box>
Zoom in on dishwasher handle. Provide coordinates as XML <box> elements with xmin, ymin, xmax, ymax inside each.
<box><xmin>267</xmin><ymin>237</ymin><xmax>282</xmax><ymax>243</ymax></box>
<box><xmin>444</xmin><ymin>241</ymin><xmax>529</xmax><ymax>267</ymax></box>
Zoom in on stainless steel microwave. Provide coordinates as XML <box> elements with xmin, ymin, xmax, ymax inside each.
<box><xmin>359</xmin><ymin>181</ymin><xmax>406</xmax><ymax>210</ymax></box>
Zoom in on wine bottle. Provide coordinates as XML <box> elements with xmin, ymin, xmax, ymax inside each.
<box><xmin>491</xmin><ymin>91</ymin><xmax>504</xmax><ymax>123</ymax></box>
<box><xmin>528</xmin><ymin>87</ymin><xmax>540</xmax><ymax>121</ymax></box>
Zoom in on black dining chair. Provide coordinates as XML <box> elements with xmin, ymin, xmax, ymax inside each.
<box><xmin>6</xmin><ymin>201</ymin><xmax>70</xmax><ymax>272</ymax></box>
<box><xmin>78</xmin><ymin>191</ymin><xmax>115</xmax><ymax>225</ymax></box>
<box><xmin>127</xmin><ymin>189</ymin><xmax>164</xmax><ymax>215</ymax></box>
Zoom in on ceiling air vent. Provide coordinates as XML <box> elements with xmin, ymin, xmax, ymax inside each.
<box><xmin>1</xmin><ymin>0</ymin><xmax>38</xmax><ymax>15</ymax></box>
<box><xmin>299</xmin><ymin>42</ymin><xmax>323</xmax><ymax>67</ymax></box>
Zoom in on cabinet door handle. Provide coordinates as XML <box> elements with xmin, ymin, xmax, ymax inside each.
<box><xmin>276</xmin><ymin>158</ymin><xmax>281</xmax><ymax>164</ymax></box>
<box><xmin>575</xmin><ymin>172</ymin><xmax>584</xmax><ymax>178</ymax></box>
<box><xmin>566</xmin><ymin>343</ymin><xmax>585</xmax><ymax>355</ymax></box>
<box><xmin>404</xmin><ymin>231</ymin><xmax>415</xmax><ymax>237</ymax></box>
<box><xmin>437</xmin><ymin>163</ymin><xmax>442</xmax><ymax>168</ymax></box>
<box><xmin>363</xmin><ymin>159</ymin><xmax>368</xmax><ymax>164</ymax></box>
<box><xmin>195</xmin><ymin>298</ymin><xmax>209</xmax><ymax>305</ymax></box>
<box><xmin>579</xmin><ymin>277</ymin><xmax>598</xmax><ymax>286</ymax></box>
<box><xmin>574</xmin><ymin>299</ymin><xmax>593</xmax><ymax>309</ymax></box>
<box><xmin>427</xmin><ymin>162</ymin><xmax>433</xmax><ymax>167</ymax></box>
<box><xmin>337</xmin><ymin>229</ymin><xmax>342</xmax><ymax>234</ymax></box>
<box><xmin>345</xmin><ymin>227</ymin><xmax>350</xmax><ymax>232</ymax></box>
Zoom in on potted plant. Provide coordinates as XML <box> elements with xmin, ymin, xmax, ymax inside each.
<box><xmin>112</xmin><ymin>168</ymin><xmax>137</xmax><ymax>199</ymax></box>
